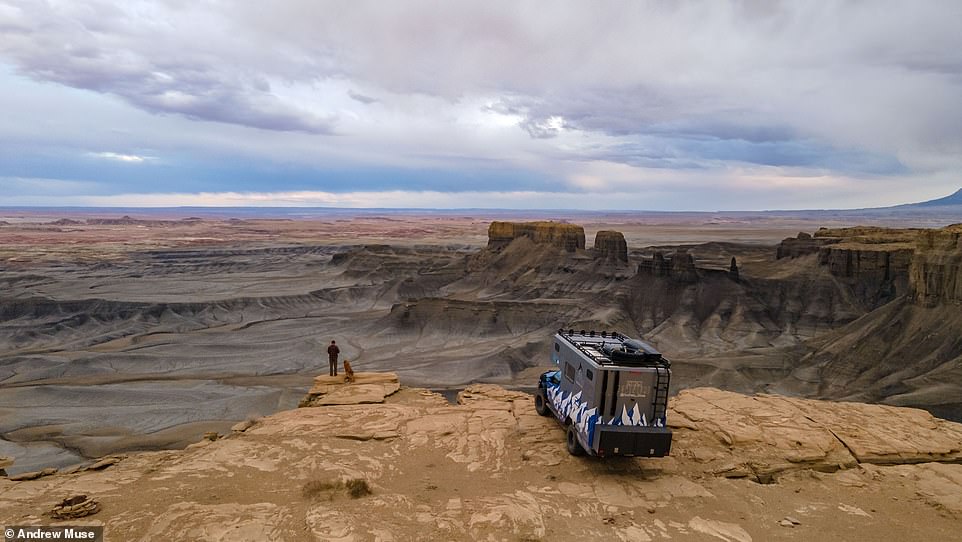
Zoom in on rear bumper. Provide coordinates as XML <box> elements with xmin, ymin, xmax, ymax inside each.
<box><xmin>593</xmin><ymin>426</ymin><xmax>672</xmax><ymax>457</ymax></box>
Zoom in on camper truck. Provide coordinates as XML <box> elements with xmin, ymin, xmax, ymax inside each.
<box><xmin>535</xmin><ymin>329</ymin><xmax>672</xmax><ymax>457</ymax></box>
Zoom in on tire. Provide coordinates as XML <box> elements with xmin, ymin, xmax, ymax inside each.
<box><xmin>534</xmin><ymin>391</ymin><xmax>551</xmax><ymax>416</ymax></box>
<box><xmin>566</xmin><ymin>424</ymin><xmax>585</xmax><ymax>456</ymax></box>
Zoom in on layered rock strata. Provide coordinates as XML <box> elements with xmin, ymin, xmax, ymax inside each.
<box><xmin>487</xmin><ymin>221</ymin><xmax>585</xmax><ymax>252</ymax></box>
<box><xmin>776</xmin><ymin>225</ymin><xmax>962</xmax><ymax>307</ymax></box>
<box><xmin>592</xmin><ymin>230</ymin><xmax>628</xmax><ymax>262</ymax></box>
<box><xmin>637</xmin><ymin>251</ymin><xmax>699</xmax><ymax>282</ymax></box>
<box><xmin>911</xmin><ymin>225</ymin><xmax>962</xmax><ymax>305</ymax></box>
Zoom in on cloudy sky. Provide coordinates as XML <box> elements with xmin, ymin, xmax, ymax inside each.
<box><xmin>1</xmin><ymin>1</ymin><xmax>960</xmax><ymax>210</ymax></box>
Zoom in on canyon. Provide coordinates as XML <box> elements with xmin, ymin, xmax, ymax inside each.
<box><xmin>1</xmin><ymin>211</ymin><xmax>960</xmax><ymax>477</ymax></box>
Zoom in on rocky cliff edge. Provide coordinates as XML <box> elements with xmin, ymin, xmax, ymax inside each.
<box><xmin>2</xmin><ymin>377</ymin><xmax>961</xmax><ymax>541</ymax></box>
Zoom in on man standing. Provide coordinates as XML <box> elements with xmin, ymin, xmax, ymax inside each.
<box><xmin>327</xmin><ymin>340</ymin><xmax>340</xmax><ymax>377</ymax></box>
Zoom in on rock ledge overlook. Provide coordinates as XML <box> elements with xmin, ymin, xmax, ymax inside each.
<box><xmin>2</xmin><ymin>380</ymin><xmax>961</xmax><ymax>541</ymax></box>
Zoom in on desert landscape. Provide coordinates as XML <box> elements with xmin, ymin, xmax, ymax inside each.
<box><xmin>5</xmin><ymin>2</ymin><xmax>962</xmax><ymax>539</ymax></box>
<box><xmin>1</xmin><ymin>203</ymin><xmax>962</xmax><ymax>540</ymax></box>
<box><xmin>1</xmin><ymin>203</ymin><xmax>961</xmax><ymax>474</ymax></box>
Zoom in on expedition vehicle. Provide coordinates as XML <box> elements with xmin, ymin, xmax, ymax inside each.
<box><xmin>535</xmin><ymin>329</ymin><xmax>672</xmax><ymax>457</ymax></box>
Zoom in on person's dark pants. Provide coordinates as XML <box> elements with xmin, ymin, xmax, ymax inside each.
<box><xmin>329</xmin><ymin>357</ymin><xmax>337</xmax><ymax>376</ymax></box>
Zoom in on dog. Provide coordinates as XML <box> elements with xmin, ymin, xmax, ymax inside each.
<box><xmin>343</xmin><ymin>359</ymin><xmax>355</xmax><ymax>383</ymax></box>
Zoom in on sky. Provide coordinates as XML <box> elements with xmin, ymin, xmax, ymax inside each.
<box><xmin>1</xmin><ymin>1</ymin><xmax>960</xmax><ymax>211</ymax></box>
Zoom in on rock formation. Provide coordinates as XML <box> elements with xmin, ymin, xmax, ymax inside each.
<box><xmin>638</xmin><ymin>251</ymin><xmax>670</xmax><ymax>276</ymax></box>
<box><xmin>670</xmin><ymin>252</ymin><xmax>699</xmax><ymax>283</ymax></box>
<box><xmin>776</xmin><ymin>225</ymin><xmax>962</xmax><ymax>419</ymax></box>
<box><xmin>8</xmin><ymin>467</ymin><xmax>58</xmax><ymax>481</ymax></box>
<box><xmin>592</xmin><ymin>230</ymin><xmax>628</xmax><ymax>262</ymax></box>
<box><xmin>775</xmin><ymin>232</ymin><xmax>835</xmax><ymax>259</ymax></box>
<box><xmin>51</xmin><ymin>495</ymin><xmax>99</xmax><ymax>519</ymax></box>
<box><xmin>85</xmin><ymin>215</ymin><xmax>142</xmax><ymax>226</ymax></box>
<box><xmin>2</xmin><ymin>383</ymin><xmax>961</xmax><ymax>541</ymax></box>
<box><xmin>776</xmin><ymin>226</ymin><xmax>962</xmax><ymax>308</ymax></box>
<box><xmin>820</xmin><ymin>246</ymin><xmax>914</xmax><ymax>306</ymax></box>
<box><xmin>637</xmin><ymin>251</ymin><xmax>698</xmax><ymax>282</ymax></box>
<box><xmin>911</xmin><ymin>224</ymin><xmax>962</xmax><ymax>306</ymax></box>
<box><xmin>299</xmin><ymin>372</ymin><xmax>400</xmax><ymax>407</ymax></box>
<box><xmin>487</xmin><ymin>221</ymin><xmax>585</xmax><ymax>252</ymax></box>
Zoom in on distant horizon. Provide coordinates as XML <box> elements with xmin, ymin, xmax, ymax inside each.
<box><xmin>1</xmin><ymin>187</ymin><xmax>960</xmax><ymax>216</ymax></box>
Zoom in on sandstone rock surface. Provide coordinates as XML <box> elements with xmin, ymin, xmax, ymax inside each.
<box><xmin>2</xmin><ymin>381</ymin><xmax>961</xmax><ymax>541</ymax></box>
<box><xmin>231</xmin><ymin>419</ymin><xmax>257</xmax><ymax>433</ymax></box>
<box><xmin>8</xmin><ymin>467</ymin><xmax>57</xmax><ymax>481</ymax></box>
<box><xmin>85</xmin><ymin>456</ymin><xmax>122</xmax><ymax>471</ymax></box>
<box><xmin>671</xmin><ymin>388</ymin><xmax>962</xmax><ymax>481</ymax></box>
<box><xmin>300</xmin><ymin>372</ymin><xmax>401</xmax><ymax>406</ymax></box>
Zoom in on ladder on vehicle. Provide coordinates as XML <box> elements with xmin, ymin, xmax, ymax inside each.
<box><xmin>651</xmin><ymin>366</ymin><xmax>670</xmax><ymax>424</ymax></box>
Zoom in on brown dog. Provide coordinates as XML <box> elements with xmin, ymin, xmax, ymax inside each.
<box><xmin>343</xmin><ymin>359</ymin><xmax>355</xmax><ymax>383</ymax></box>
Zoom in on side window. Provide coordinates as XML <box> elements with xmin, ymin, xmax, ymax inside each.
<box><xmin>564</xmin><ymin>363</ymin><xmax>575</xmax><ymax>382</ymax></box>
<box><xmin>554</xmin><ymin>343</ymin><xmax>560</xmax><ymax>352</ymax></box>
<box><xmin>586</xmin><ymin>369</ymin><xmax>593</xmax><ymax>381</ymax></box>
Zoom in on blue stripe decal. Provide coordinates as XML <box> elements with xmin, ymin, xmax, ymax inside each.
<box><xmin>545</xmin><ymin>379</ymin><xmax>666</xmax><ymax>448</ymax></box>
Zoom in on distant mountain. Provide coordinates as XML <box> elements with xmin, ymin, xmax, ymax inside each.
<box><xmin>895</xmin><ymin>188</ymin><xmax>962</xmax><ymax>208</ymax></box>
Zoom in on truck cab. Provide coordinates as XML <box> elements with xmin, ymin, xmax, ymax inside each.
<box><xmin>535</xmin><ymin>329</ymin><xmax>672</xmax><ymax>457</ymax></box>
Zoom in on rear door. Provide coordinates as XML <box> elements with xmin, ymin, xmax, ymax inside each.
<box><xmin>605</xmin><ymin>369</ymin><xmax>654</xmax><ymax>426</ymax></box>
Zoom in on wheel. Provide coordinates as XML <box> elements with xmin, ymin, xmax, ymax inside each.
<box><xmin>534</xmin><ymin>391</ymin><xmax>551</xmax><ymax>416</ymax></box>
<box><xmin>566</xmin><ymin>424</ymin><xmax>585</xmax><ymax>456</ymax></box>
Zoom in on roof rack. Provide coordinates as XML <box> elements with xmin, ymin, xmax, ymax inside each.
<box><xmin>557</xmin><ymin>328</ymin><xmax>669</xmax><ymax>368</ymax></box>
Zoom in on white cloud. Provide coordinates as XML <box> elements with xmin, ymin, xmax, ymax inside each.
<box><xmin>88</xmin><ymin>151</ymin><xmax>152</xmax><ymax>163</ymax></box>
<box><xmin>0</xmin><ymin>1</ymin><xmax>959</xmax><ymax>209</ymax></box>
